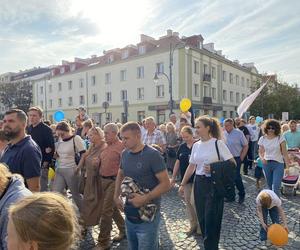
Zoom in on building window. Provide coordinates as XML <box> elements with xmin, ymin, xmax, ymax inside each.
<box><xmin>156</xmin><ymin>85</ymin><xmax>164</xmax><ymax>98</ymax></box>
<box><xmin>241</xmin><ymin>77</ymin><xmax>245</xmax><ymax>86</ymax></box>
<box><xmin>106</xmin><ymin>92</ymin><xmax>112</xmax><ymax>103</ymax></box>
<box><xmin>121</xmin><ymin>90</ymin><xmax>127</xmax><ymax>101</ymax></box>
<box><xmin>223</xmin><ymin>111</ymin><xmax>227</xmax><ymax>118</ymax></box>
<box><xmin>79</xmin><ymin>78</ymin><xmax>84</xmax><ymax>88</ymax></box>
<box><xmin>212</xmin><ymin>87</ymin><xmax>217</xmax><ymax>100</ymax></box>
<box><xmin>236</xmin><ymin>75</ymin><xmax>239</xmax><ymax>85</ymax></box>
<box><xmin>138</xmin><ymin>45</ymin><xmax>146</xmax><ymax>55</ymax></box>
<box><xmin>40</xmin><ymin>86</ymin><xmax>43</xmax><ymax>94</ymax></box>
<box><xmin>223</xmin><ymin>90</ymin><xmax>227</xmax><ymax>101</ymax></box>
<box><xmin>58</xmin><ymin>98</ymin><xmax>62</xmax><ymax>107</ymax></box>
<box><xmin>49</xmin><ymin>84</ymin><xmax>52</xmax><ymax>93</ymax></box>
<box><xmin>106</xmin><ymin>112</ymin><xmax>112</xmax><ymax>122</ymax></box>
<box><xmin>236</xmin><ymin>92</ymin><xmax>240</xmax><ymax>103</ymax></box>
<box><xmin>49</xmin><ymin>99</ymin><xmax>53</xmax><ymax>108</ymax></box>
<box><xmin>230</xmin><ymin>111</ymin><xmax>235</xmax><ymax>118</ymax></box>
<box><xmin>204</xmin><ymin>85</ymin><xmax>209</xmax><ymax>97</ymax></box>
<box><xmin>120</xmin><ymin>70</ymin><xmax>127</xmax><ymax>81</ymax></box>
<box><xmin>194</xmin><ymin>84</ymin><xmax>200</xmax><ymax>97</ymax></box>
<box><xmin>203</xmin><ymin>64</ymin><xmax>209</xmax><ymax>74</ymax></box>
<box><xmin>222</xmin><ymin>71</ymin><xmax>227</xmax><ymax>82</ymax></box>
<box><xmin>193</xmin><ymin>61</ymin><xmax>199</xmax><ymax>74</ymax></box>
<box><xmin>246</xmin><ymin>79</ymin><xmax>250</xmax><ymax>87</ymax></box>
<box><xmin>92</xmin><ymin>94</ymin><xmax>97</xmax><ymax>104</ymax></box>
<box><xmin>230</xmin><ymin>91</ymin><xmax>234</xmax><ymax>102</ymax></box>
<box><xmin>242</xmin><ymin>93</ymin><xmax>245</xmax><ymax>100</ymax></box>
<box><xmin>137</xmin><ymin>111</ymin><xmax>145</xmax><ymax>122</ymax></box>
<box><xmin>91</xmin><ymin>76</ymin><xmax>96</xmax><ymax>86</ymax></box>
<box><xmin>158</xmin><ymin>110</ymin><xmax>166</xmax><ymax>124</ymax></box>
<box><xmin>212</xmin><ymin>67</ymin><xmax>216</xmax><ymax>79</ymax></box>
<box><xmin>213</xmin><ymin>110</ymin><xmax>218</xmax><ymax>117</ymax></box>
<box><xmin>68</xmin><ymin>97</ymin><xmax>73</xmax><ymax>106</ymax></box>
<box><xmin>79</xmin><ymin>95</ymin><xmax>85</xmax><ymax>105</ymax></box>
<box><xmin>229</xmin><ymin>73</ymin><xmax>233</xmax><ymax>83</ymax></box>
<box><xmin>105</xmin><ymin>73</ymin><xmax>111</xmax><ymax>84</ymax></box>
<box><xmin>68</xmin><ymin>80</ymin><xmax>72</xmax><ymax>90</ymax></box>
<box><xmin>122</xmin><ymin>50</ymin><xmax>129</xmax><ymax>59</ymax></box>
<box><xmin>137</xmin><ymin>88</ymin><xmax>144</xmax><ymax>100</ymax></box>
<box><xmin>156</xmin><ymin>62</ymin><xmax>164</xmax><ymax>74</ymax></box>
<box><xmin>137</xmin><ymin>66</ymin><xmax>144</xmax><ymax>79</ymax></box>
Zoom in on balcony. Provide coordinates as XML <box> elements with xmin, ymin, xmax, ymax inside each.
<box><xmin>203</xmin><ymin>96</ymin><xmax>212</xmax><ymax>105</ymax></box>
<box><xmin>203</xmin><ymin>74</ymin><xmax>211</xmax><ymax>82</ymax></box>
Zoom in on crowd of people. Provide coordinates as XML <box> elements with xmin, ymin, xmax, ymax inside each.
<box><xmin>0</xmin><ymin>105</ymin><xmax>299</xmax><ymax>250</ymax></box>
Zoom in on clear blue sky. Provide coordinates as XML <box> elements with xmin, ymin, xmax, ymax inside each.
<box><xmin>0</xmin><ymin>0</ymin><xmax>299</xmax><ymax>84</ymax></box>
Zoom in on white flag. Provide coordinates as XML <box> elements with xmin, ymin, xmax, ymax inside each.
<box><xmin>237</xmin><ymin>77</ymin><xmax>271</xmax><ymax>117</ymax></box>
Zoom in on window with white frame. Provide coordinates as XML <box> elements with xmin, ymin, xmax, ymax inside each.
<box><xmin>49</xmin><ymin>84</ymin><xmax>52</xmax><ymax>93</ymax></box>
<box><xmin>241</xmin><ymin>77</ymin><xmax>245</xmax><ymax>86</ymax></box>
<box><xmin>156</xmin><ymin>62</ymin><xmax>164</xmax><ymax>74</ymax></box>
<box><xmin>194</xmin><ymin>84</ymin><xmax>200</xmax><ymax>97</ymax></box>
<box><xmin>68</xmin><ymin>80</ymin><xmax>72</xmax><ymax>90</ymax></box>
<box><xmin>229</xmin><ymin>73</ymin><xmax>233</xmax><ymax>83</ymax></box>
<box><xmin>223</xmin><ymin>90</ymin><xmax>227</xmax><ymax>101</ymax></box>
<box><xmin>156</xmin><ymin>85</ymin><xmax>164</xmax><ymax>98</ymax></box>
<box><xmin>193</xmin><ymin>61</ymin><xmax>199</xmax><ymax>74</ymax></box>
<box><xmin>91</xmin><ymin>76</ymin><xmax>96</xmax><ymax>86</ymax></box>
<box><xmin>121</xmin><ymin>90</ymin><xmax>127</xmax><ymax>101</ymax></box>
<box><xmin>138</xmin><ymin>45</ymin><xmax>146</xmax><ymax>55</ymax></box>
<box><xmin>137</xmin><ymin>66</ymin><xmax>144</xmax><ymax>79</ymax></box>
<box><xmin>137</xmin><ymin>111</ymin><xmax>145</xmax><ymax>122</ymax></box>
<box><xmin>203</xmin><ymin>64</ymin><xmax>209</xmax><ymax>74</ymax></box>
<box><xmin>105</xmin><ymin>73</ymin><xmax>111</xmax><ymax>84</ymax></box>
<box><xmin>122</xmin><ymin>50</ymin><xmax>129</xmax><ymax>59</ymax></box>
<box><xmin>68</xmin><ymin>97</ymin><xmax>73</xmax><ymax>106</ymax></box>
<box><xmin>108</xmin><ymin>54</ymin><xmax>114</xmax><ymax>63</ymax></box>
<box><xmin>40</xmin><ymin>86</ymin><xmax>43</xmax><ymax>94</ymax></box>
<box><xmin>79</xmin><ymin>78</ymin><xmax>84</xmax><ymax>88</ymax></box>
<box><xmin>92</xmin><ymin>94</ymin><xmax>97</xmax><ymax>104</ymax></box>
<box><xmin>204</xmin><ymin>85</ymin><xmax>209</xmax><ymax>97</ymax></box>
<box><xmin>212</xmin><ymin>67</ymin><xmax>216</xmax><ymax>79</ymax></box>
<box><xmin>106</xmin><ymin>92</ymin><xmax>112</xmax><ymax>102</ymax></box>
<box><xmin>223</xmin><ymin>111</ymin><xmax>227</xmax><ymax>118</ymax></box>
<box><xmin>58</xmin><ymin>98</ymin><xmax>62</xmax><ymax>107</ymax></box>
<box><xmin>236</xmin><ymin>75</ymin><xmax>239</xmax><ymax>85</ymax></box>
<box><xmin>230</xmin><ymin>91</ymin><xmax>234</xmax><ymax>102</ymax></box>
<box><xmin>49</xmin><ymin>99</ymin><xmax>53</xmax><ymax>108</ymax></box>
<box><xmin>212</xmin><ymin>87</ymin><xmax>217</xmax><ymax>99</ymax></box>
<box><xmin>236</xmin><ymin>92</ymin><xmax>240</xmax><ymax>103</ymax></box>
<box><xmin>137</xmin><ymin>88</ymin><xmax>144</xmax><ymax>100</ymax></box>
<box><xmin>79</xmin><ymin>95</ymin><xmax>85</xmax><ymax>105</ymax></box>
<box><xmin>120</xmin><ymin>70</ymin><xmax>127</xmax><ymax>81</ymax></box>
<box><xmin>222</xmin><ymin>71</ymin><xmax>227</xmax><ymax>82</ymax></box>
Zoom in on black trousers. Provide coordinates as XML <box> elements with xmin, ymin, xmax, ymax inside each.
<box><xmin>194</xmin><ymin>175</ymin><xmax>224</xmax><ymax>250</ymax></box>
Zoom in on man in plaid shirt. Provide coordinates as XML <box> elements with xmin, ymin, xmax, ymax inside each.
<box><xmin>142</xmin><ymin>117</ymin><xmax>166</xmax><ymax>151</ymax></box>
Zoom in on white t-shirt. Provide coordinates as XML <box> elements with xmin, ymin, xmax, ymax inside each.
<box><xmin>258</xmin><ymin>135</ymin><xmax>285</xmax><ymax>163</ymax></box>
<box><xmin>256</xmin><ymin>189</ymin><xmax>282</xmax><ymax>208</ymax></box>
<box><xmin>56</xmin><ymin>135</ymin><xmax>86</xmax><ymax>168</ymax></box>
<box><xmin>189</xmin><ymin>138</ymin><xmax>233</xmax><ymax>176</ymax></box>
<box><xmin>247</xmin><ymin>124</ymin><xmax>260</xmax><ymax>141</ymax></box>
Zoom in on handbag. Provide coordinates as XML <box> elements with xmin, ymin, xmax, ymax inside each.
<box><xmin>73</xmin><ymin>137</ymin><xmax>81</xmax><ymax>165</ymax></box>
<box><xmin>210</xmin><ymin>140</ymin><xmax>236</xmax><ymax>199</ymax></box>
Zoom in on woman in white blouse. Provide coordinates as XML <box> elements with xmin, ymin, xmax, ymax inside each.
<box><xmin>179</xmin><ymin>116</ymin><xmax>234</xmax><ymax>250</ymax></box>
<box><xmin>258</xmin><ymin>119</ymin><xmax>290</xmax><ymax>196</ymax></box>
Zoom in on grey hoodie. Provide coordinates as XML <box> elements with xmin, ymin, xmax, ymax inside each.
<box><xmin>0</xmin><ymin>175</ymin><xmax>31</xmax><ymax>250</ymax></box>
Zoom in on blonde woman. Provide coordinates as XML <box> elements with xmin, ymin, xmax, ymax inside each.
<box><xmin>7</xmin><ymin>192</ymin><xmax>79</xmax><ymax>250</ymax></box>
<box><xmin>76</xmin><ymin>127</ymin><xmax>107</xmax><ymax>226</ymax></box>
<box><xmin>166</xmin><ymin>122</ymin><xmax>179</xmax><ymax>173</ymax></box>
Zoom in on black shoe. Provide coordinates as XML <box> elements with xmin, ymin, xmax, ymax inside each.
<box><xmin>238</xmin><ymin>196</ymin><xmax>245</xmax><ymax>204</ymax></box>
<box><xmin>243</xmin><ymin>172</ymin><xmax>248</xmax><ymax>175</ymax></box>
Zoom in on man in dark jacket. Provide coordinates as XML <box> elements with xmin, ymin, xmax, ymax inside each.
<box><xmin>27</xmin><ymin>107</ymin><xmax>55</xmax><ymax>191</ymax></box>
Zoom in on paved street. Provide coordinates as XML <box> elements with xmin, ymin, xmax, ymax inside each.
<box><xmin>79</xmin><ymin>171</ymin><xmax>300</xmax><ymax>250</ymax></box>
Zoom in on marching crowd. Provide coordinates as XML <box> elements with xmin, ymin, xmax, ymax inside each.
<box><xmin>0</xmin><ymin>106</ymin><xmax>299</xmax><ymax>250</ymax></box>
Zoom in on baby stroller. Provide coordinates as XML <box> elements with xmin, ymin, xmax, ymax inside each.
<box><xmin>281</xmin><ymin>163</ymin><xmax>300</xmax><ymax>196</ymax></box>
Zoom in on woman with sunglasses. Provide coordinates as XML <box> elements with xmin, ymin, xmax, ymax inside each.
<box><xmin>258</xmin><ymin>119</ymin><xmax>290</xmax><ymax>196</ymax></box>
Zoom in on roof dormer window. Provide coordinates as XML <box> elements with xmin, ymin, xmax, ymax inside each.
<box><xmin>122</xmin><ymin>50</ymin><xmax>129</xmax><ymax>59</ymax></box>
<box><xmin>138</xmin><ymin>45</ymin><xmax>146</xmax><ymax>55</ymax></box>
<box><xmin>60</xmin><ymin>67</ymin><xmax>65</xmax><ymax>74</ymax></box>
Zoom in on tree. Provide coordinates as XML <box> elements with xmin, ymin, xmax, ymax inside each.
<box><xmin>249</xmin><ymin>80</ymin><xmax>300</xmax><ymax>119</ymax></box>
<box><xmin>0</xmin><ymin>80</ymin><xmax>33</xmax><ymax>112</ymax></box>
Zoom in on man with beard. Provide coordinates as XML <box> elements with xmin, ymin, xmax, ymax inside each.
<box><xmin>0</xmin><ymin>109</ymin><xmax>42</xmax><ymax>192</ymax></box>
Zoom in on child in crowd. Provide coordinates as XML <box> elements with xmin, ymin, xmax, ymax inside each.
<box><xmin>256</xmin><ymin>189</ymin><xmax>288</xmax><ymax>241</ymax></box>
<box><xmin>254</xmin><ymin>157</ymin><xmax>264</xmax><ymax>190</ymax></box>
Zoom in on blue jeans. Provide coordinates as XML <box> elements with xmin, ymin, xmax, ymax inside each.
<box><xmin>234</xmin><ymin>157</ymin><xmax>245</xmax><ymax>198</ymax></box>
<box><xmin>125</xmin><ymin>211</ymin><xmax>160</xmax><ymax>250</ymax></box>
<box><xmin>263</xmin><ymin>161</ymin><xmax>284</xmax><ymax>196</ymax></box>
<box><xmin>259</xmin><ymin>207</ymin><xmax>279</xmax><ymax>241</ymax></box>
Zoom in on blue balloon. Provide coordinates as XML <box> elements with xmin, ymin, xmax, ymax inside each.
<box><xmin>256</xmin><ymin>116</ymin><xmax>263</xmax><ymax>123</ymax></box>
<box><xmin>219</xmin><ymin>117</ymin><xmax>225</xmax><ymax>124</ymax></box>
<box><xmin>53</xmin><ymin>110</ymin><xmax>65</xmax><ymax>122</ymax></box>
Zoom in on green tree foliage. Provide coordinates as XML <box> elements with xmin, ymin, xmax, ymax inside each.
<box><xmin>249</xmin><ymin>80</ymin><xmax>300</xmax><ymax>119</ymax></box>
<box><xmin>0</xmin><ymin>81</ymin><xmax>32</xmax><ymax>112</ymax></box>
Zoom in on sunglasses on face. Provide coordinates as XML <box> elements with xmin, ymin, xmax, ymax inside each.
<box><xmin>266</xmin><ymin>127</ymin><xmax>275</xmax><ymax>130</ymax></box>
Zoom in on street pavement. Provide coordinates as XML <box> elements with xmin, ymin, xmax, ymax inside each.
<box><xmin>78</xmin><ymin>170</ymin><xmax>300</xmax><ymax>250</ymax></box>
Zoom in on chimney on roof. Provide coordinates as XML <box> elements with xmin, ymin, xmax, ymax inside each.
<box><xmin>167</xmin><ymin>29</ymin><xmax>173</xmax><ymax>37</ymax></box>
<box><xmin>173</xmin><ymin>32</ymin><xmax>179</xmax><ymax>37</ymax></box>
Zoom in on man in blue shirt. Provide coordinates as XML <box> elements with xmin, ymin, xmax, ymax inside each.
<box><xmin>224</xmin><ymin>118</ymin><xmax>249</xmax><ymax>204</ymax></box>
<box><xmin>1</xmin><ymin>109</ymin><xmax>42</xmax><ymax>192</ymax></box>
<box><xmin>283</xmin><ymin>120</ymin><xmax>300</xmax><ymax>149</ymax></box>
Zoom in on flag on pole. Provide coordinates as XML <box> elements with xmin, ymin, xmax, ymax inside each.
<box><xmin>237</xmin><ymin>77</ymin><xmax>271</xmax><ymax>117</ymax></box>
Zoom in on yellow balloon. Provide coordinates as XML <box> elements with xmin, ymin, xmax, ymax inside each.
<box><xmin>48</xmin><ymin>167</ymin><xmax>55</xmax><ymax>180</ymax></box>
<box><xmin>180</xmin><ymin>98</ymin><xmax>192</xmax><ymax>112</ymax></box>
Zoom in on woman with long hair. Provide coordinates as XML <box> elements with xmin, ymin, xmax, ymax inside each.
<box><xmin>179</xmin><ymin>116</ymin><xmax>234</xmax><ymax>250</ymax></box>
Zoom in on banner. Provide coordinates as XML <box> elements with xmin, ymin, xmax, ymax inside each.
<box><xmin>237</xmin><ymin>77</ymin><xmax>271</xmax><ymax>118</ymax></box>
